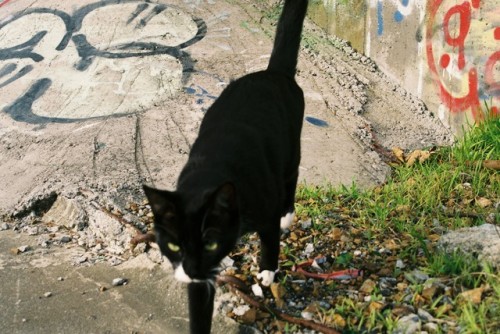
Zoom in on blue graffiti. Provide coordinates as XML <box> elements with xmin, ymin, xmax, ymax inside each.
<box><xmin>305</xmin><ymin>116</ymin><xmax>328</xmax><ymax>127</ymax></box>
<box><xmin>394</xmin><ymin>0</ymin><xmax>410</xmax><ymax>23</ymax></box>
<box><xmin>377</xmin><ymin>1</ymin><xmax>384</xmax><ymax>36</ymax></box>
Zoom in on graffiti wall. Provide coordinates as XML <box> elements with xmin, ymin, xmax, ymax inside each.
<box><xmin>309</xmin><ymin>0</ymin><xmax>499</xmax><ymax>133</ymax></box>
<box><xmin>0</xmin><ymin>0</ymin><xmax>206</xmax><ymax>124</ymax></box>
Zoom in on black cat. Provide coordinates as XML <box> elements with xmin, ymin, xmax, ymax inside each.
<box><xmin>143</xmin><ymin>1</ymin><xmax>309</xmax><ymax>332</ymax></box>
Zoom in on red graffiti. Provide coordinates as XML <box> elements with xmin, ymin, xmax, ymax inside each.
<box><xmin>442</xmin><ymin>2</ymin><xmax>471</xmax><ymax>70</ymax></box>
<box><xmin>0</xmin><ymin>0</ymin><xmax>14</xmax><ymax>8</ymax></box>
<box><xmin>426</xmin><ymin>0</ymin><xmax>499</xmax><ymax>121</ymax></box>
<box><xmin>485</xmin><ymin>28</ymin><xmax>500</xmax><ymax>102</ymax></box>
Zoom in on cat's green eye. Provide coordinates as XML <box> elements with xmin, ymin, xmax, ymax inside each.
<box><xmin>167</xmin><ymin>242</ymin><xmax>180</xmax><ymax>252</ymax></box>
<box><xmin>205</xmin><ymin>242</ymin><xmax>218</xmax><ymax>251</ymax></box>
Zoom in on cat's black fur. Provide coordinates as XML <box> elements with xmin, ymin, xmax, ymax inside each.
<box><xmin>143</xmin><ymin>1</ymin><xmax>308</xmax><ymax>333</ymax></box>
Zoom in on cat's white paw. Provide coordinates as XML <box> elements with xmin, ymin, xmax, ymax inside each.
<box><xmin>257</xmin><ymin>270</ymin><xmax>276</xmax><ymax>287</ymax></box>
<box><xmin>280</xmin><ymin>212</ymin><xmax>295</xmax><ymax>229</ymax></box>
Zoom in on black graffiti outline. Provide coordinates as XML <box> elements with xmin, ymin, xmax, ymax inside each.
<box><xmin>0</xmin><ymin>0</ymin><xmax>207</xmax><ymax>124</ymax></box>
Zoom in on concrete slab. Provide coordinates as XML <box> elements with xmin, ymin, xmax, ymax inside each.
<box><xmin>0</xmin><ymin>0</ymin><xmax>453</xmax><ymax>333</ymax></box>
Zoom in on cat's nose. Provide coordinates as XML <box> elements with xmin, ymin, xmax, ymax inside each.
<box><xmin>183</xmin><ymin>261</ymin><xmax>204</xmax><ymax>280</ymax></box>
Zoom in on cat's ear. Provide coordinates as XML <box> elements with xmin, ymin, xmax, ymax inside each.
<box><xmin>143</xmin><ymin>185</ymin><xmax>177</xmax><ymax>219</ymax></box>
<box><xmin>213</xmin><ymin>182</ymin><xmax>237</xmax><ymax>212</ymax></box>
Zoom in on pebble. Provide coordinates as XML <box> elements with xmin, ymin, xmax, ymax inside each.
<box><xmin>233</xmin><ymin>305</ymin><xmax>250</xmax><ymax>316</ymax></box>
<box><xmin>396</xmin><ymin>259</ymin><xmax>406</xmax><ymax>269</ymax></box>
<box><xmin>303</xmin><ymin>243</ymin><xmax>314</xmax><ymax>256</ymax></box>
<box><xmin>405</xmin><ymin>270</ymin><xmax>430</xmax><ymax>283</ymax></box>
<box><xmin>57</xmin><ymin>277</ymin><xmax>64</xmax><ymax>281</ymax></box>
<box><xmin>379</xmin><ymin>277</ymin><xmax>397</xmax><ymax>289</ymax></box>
<box><xmin>251</xmin><ymin>283</ymin><xmax>263</xmax><ymax>298</ymax></box>
<box><xmin>44</xmin><ymin>292</ymin><xmax>52</xmax><ymax>298</ymax></box>
<box><xmin>422</xmin><ymin>322</ymin><xmax>439</xmax><ymax>333</ymax></box>
<box><xmin>0</xmin><ymin>222</ymin><xmax>10</xmax><ymax>230</ymax></box>
<box><xmin>221</xmin><ymin>256</ymin><xmax>235</xmax><ymax>269</ymax></box>
<box><xmin>394</xmin><ymin>313</ymin><xmax>421</xmax><ymax>334</ymax></box>
<box><xmin>18</xmin><ymin>245</ymin><xmax>30</xmax><ymax>253</ymax></box>
<box><xmin>353</xmin><ymin>250</ymin><xmax>362</xmax><ymax>256</ymax></box>
<box><xmin>301</xmin><ymin>219</ymin><xmax>312</xmax><ymax>229</ymax></box>
<box><xmin>301</xmin><ymin>311</ymin><xmax>314</xmax><ymax>320</ymax></box>
<box><xmin>74</xmin><ymin>255</ymin><xmax>88</xmax><ymax>264</ymax></box>
<box><xmin>60</xmin><ymin>235</ymin><xmax>72</xmax><ymax>243</ymax></box>
<box><xmin>112</xmin><ymin>278</ymin><xmax>128</xmax><ymax>286</ymax></box>
<box><xmin>417</xmin><ymin>308</ymin><xmax>434</xmax><ymax>322</ymax></box>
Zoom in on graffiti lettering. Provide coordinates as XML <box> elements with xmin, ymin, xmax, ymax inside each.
<box><xmin>0</xmin><ymin>0</ymin><xmax>207</xmax><ymax>124</ymax></box>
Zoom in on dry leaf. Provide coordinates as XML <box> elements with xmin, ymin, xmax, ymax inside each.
<box><xmin>359</xmin><ymin>279</ymin><xmax>376</xmax><ymax>294</ymax></box>
<box><xmin>332</xmin><ymin>313</ymin><xmax>346</xmax><ymax>328</ymax></box>
<box><xmin>368</xmin><ymin>301</ymin><xmax>384</xmax><ymax>313</ymax></box>
<box><xmin>270</xmin><ymin>283</ymin><xmax>286</xmax><ymax>300</ymax></box>
<box><xmin>483</xmin><ymin>160</ymin><xmax>500</xmax><ymax>170</ymax></box>
<box><xmin>458</xmin><ymin>287</ymin><xmax>484</xmax><ymax>304</ymax></box>
<box><xmin>405</xmin><ymin>149</ymin><xmax>431</xmax><ymax>166</ymax></box>
<box><xmin>392</xmin><ymin>147</ymin><xmax>405</xmax><ymax>163</ymax></box>
<box><xmin>476</xmin><ymin>197</ymin><xmax>492</xmax><ymax>208</ymax></box>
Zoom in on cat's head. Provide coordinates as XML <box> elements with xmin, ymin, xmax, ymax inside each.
<box><xmin>143</xmin><ymin>183</ymin><xmax>239</xmax><ymax>283</ymax></box>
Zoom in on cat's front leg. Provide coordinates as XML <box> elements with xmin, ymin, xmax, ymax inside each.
<box><xmin>257</xmin><ymin>224</ymin><xmax>281</xmax><ymax>286</ymax></box>
<box><xmin>188</xmin><ymin>282</ymin><xmax>215</xmax><ymax>334</ymax></box>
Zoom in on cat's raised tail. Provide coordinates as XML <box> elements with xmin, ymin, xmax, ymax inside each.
<box><xmin>266</xmin><ymin>0</ymin><xmax>309</xmax><ymax>77</ymax></box>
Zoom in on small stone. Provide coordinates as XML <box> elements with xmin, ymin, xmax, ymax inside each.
<box><xmin>0</xmin><ymin>222</ymin><xmax>10</xmax><ymax>230</ymax></box>
<box><xmin>395</xmin><ymin>313</ymin><xmax>421</xmax><ymax>334</ymax></box>
<box><xmin>57</xmin><ymin>277</ymin><xmax>64</xmax><ymax>281</ymax></box>
<box><xmin>422</xmin><ymin>322</ymin><xmax>439</xmax><ymax>333</ymax></box>
<box><xmin>379</xmin><ymin>277</ymin><xmax>397</xmax><ymax>289</ymax></box>
<box><xmin>353</xmin><ymin>250</ymin><xmax>362</xmax><ymax>256</ymax></box>
<box><xmin>417</xmin><ymin>308</ymin><xmax>435</xmax><ymax>322</ymax></box>
<box><xmin>405</xmin><ymin>270</ymin><xmax>429</xmax><ymax>283</ymax></box>
<box><xmin>60</xmin><ymin>235</ymin><xmax>72</xmax><ymax>243</ymax></box>
<box><xmin>233</xmin><ymin>305</ymin><xmax>250</xmax><ymax>316</ymax></box>
<box><xmin>18</xmin><ymin>245</ymin><xmax>30</xmax><ymax>253</ymax></box>
<box><xmin>396</xmin><ymin>259</ymin><xmax>406</xmax><ymax>269</ymax></box>
<box><xmin>44</xmin><ymin>292</ymin><xmax>52</xmax><ymax>298</ymax></box>
<box><xmin>112</xmin><ymin>278</ymin><xmax>127</xmax><ymax>286</ymax></box>
<box><xmin>220</xmin><ymin>256</ymin><xmax>235</xmax><ymax>269</ymax></box>
<box><xmin>74</xmin><ymin>255</ymin><xmax>88</xmax><ymax>264</ymax></box>
<box><xmin>301</xmin><ymin>311</ymin><xmax>314</xmax><ymax>320</ymax></box>
<box><xmin>303</xmin><ymin>243</ymin><xmax>314</xmax><ymax>256</ymax></box>
<box><xmin>301</xmin><ymin>219</ymin><xmax>312</xmax><ymax>229</ymax></box>
<box><xmin>251</xmin><ymin>283</ymin><xmax>263</xmax><ymax>298</ymax></box>
<box><xmin>99</xmin><ymin>286</ymin><xmax>107</xmax><ymax>292</ymax></box>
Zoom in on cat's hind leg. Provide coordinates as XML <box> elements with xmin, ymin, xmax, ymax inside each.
<box><xmin>280</xmin><ymin>171</ymin><xmax>298</xmax><ymax>230</ymax></box>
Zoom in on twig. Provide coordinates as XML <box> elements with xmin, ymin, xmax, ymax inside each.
<box><xmin>89</xmin><ymin>200</ymin><xmax>156</xmax><ymax>249</ymax></box>
<box><xmin>294</xmin><ymin>259</ymin><xmax>363</xmax><ymax>280</ymax></box>
<box><xmin>217</xmin><ymin>275</ymin><xmax>341</xmax><ymax>334</ymax></box>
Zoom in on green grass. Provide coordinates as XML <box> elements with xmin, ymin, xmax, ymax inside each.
<box><xmin>292</xmin><ymin>115</ymin><xmax>499</xmax><ymax>333</ymax></box>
